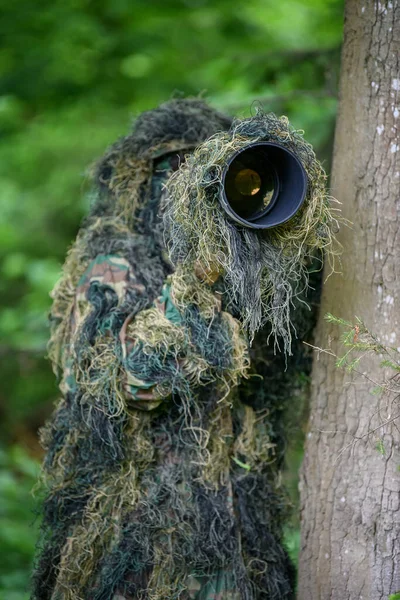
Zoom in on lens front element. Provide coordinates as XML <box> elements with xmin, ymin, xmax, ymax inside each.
<box><xmin>234</xmin><ymin>169</ymin><xmax>261</xmax><ymax>196</ymax></box>
<box><xmin>223</xmin><ymin>146</ymin><xmax>278</xmax><ymax>221</ymax></box>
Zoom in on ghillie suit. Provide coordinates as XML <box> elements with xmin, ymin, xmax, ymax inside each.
<box><xmin>32</xmin><ymin>98</ymin><xmax>338</xmax><ymax>600</ymax></box>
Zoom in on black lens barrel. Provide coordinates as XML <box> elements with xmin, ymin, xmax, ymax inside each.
<box><xmin>221</xmin><ymin>141</ymin><xmax>308</xmax><ymax>230</ymax></box>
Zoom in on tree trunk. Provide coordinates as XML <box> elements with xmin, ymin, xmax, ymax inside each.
<box><xmin>298</xmin><ymin>1</ymin><xmax>400</xmax><ymax>599</ymax></box>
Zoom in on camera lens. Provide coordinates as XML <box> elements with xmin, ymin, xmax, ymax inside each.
<box><xmin>221</xmin><ymin>142</ymin><xmax>307</xmax><ymax>230</ymax></box>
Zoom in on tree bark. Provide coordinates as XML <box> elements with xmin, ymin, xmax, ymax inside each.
<box><xmin>299</xmin><ymin>1</ymin><xmax>400</xmax><ymax>599</ymax></box>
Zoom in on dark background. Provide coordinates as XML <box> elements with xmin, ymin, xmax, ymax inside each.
<box><xmin>0</xmin><ymin>1</ymin><xmax>344</xmax><ymax>597</ymax></box>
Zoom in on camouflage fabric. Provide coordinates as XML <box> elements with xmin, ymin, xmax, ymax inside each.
<box><xmin>60</xmin><ymin>254</ymin><xmax>145</xmax><ymax>394</ymax></box>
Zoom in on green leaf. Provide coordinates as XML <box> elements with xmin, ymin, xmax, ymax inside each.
<box><xmin>325</xmin><ymin>313</ymin><xmax>352</xmax><ymax>327</ymax></box>
<box><xmin>371</xmin><ymin>386</ymin><xmax>383</xmax><ymax>396</ymax></box>
<box><xmin>376</xmin><ymin>439</ymin><xmax>386</xmax><ymax>456</ymax></box>
<box><xmin>380</xmin><ymin>359</ymin><xmax>400</xmax><ymax>372</ymax></box>
<box><xmin>346</xmin><ymin>357</ymin><xmax>361</xmax><ymax>372</ymax></box>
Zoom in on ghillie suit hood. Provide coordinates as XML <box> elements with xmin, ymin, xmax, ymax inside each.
<box><xmin>32</xmin><ymin>98</ymin><xmax>336</xmax><ymax>600</ymax></box>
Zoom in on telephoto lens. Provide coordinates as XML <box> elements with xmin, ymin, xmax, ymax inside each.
<box><xmin>221</xmin><ymin>141</ymin><xmax>308</xmax><ymax>229</ymax></box>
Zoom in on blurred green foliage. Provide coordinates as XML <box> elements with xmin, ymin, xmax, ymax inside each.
<box><xmin>0</xmin><ymin>0</ymin><xmax>344</xmax><ymax>594</ymax></box>
<box><xmin>0</xmin><ymin>446</ymin><xmax>41</xmax><ymax>600</ymax></box>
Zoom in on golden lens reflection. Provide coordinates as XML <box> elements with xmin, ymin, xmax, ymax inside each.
<box><xmin>234</xmin><ymin>168</ymin><xmax>261</xmax><ymax>196</ymax></box>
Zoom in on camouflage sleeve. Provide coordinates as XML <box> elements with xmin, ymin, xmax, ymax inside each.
<box><xmin>55</xmin><ymin>252</ymin><xmax>165</xmax><ymax>410</ymax></box>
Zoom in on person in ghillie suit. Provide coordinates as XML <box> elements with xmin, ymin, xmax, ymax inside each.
<box><xmin>32</xmin><ymin>98</ymin><xmax>338</xmax><ymax>600</ymax></box>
